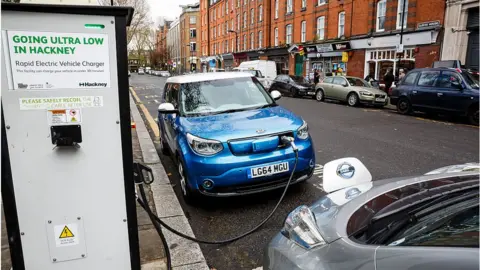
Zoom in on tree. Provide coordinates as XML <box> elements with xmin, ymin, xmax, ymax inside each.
<box><xmin>98</xmin><ymin>0</ymin><xmax>150</xmax><ymax>46</ymax></box>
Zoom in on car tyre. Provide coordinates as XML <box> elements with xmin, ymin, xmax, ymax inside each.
<box><xmin>315</xmin><ymin>89</ymin><xmax>324</xmax><ymax>102</ymax></box>
<box><xmin>397</xmin><ymin>97</ymin><xmax>412</xmax><ymax>115</ymax></box>
<box><xmin>178</xmin><ymin>158</ymin><xmax>197</xmax><ymax>205</ymax></box>
<box><xmin>347</xmin><ymin>92</ymin><xmax>359</xmax><ymax>107</ymax></box>
<box><xmin>468</xmin><ymin>106</ymin><xmax>479</xmax><ymax>126</ymax></box>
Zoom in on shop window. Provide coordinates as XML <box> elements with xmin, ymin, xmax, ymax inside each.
<box><xmin>377</xmin><ymin>0</ymin><xmax>386</xmax><ymax>31</ymax></box>
<box><xmin>397</xmin><ymin>0</ymin><xmax>408</xmax><ymax>29</ymax></box>
<box><xmin>403</xmin><ymin>72</ymin><xmax>419</xmax><ymax>85</ymax></box>
<box><xmin>418</xmin><ymin>71</ymin><xmax>440</xmax><ymax>87</ymax></box>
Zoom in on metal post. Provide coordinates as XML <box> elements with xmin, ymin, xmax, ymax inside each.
<box><xmin>110</xmin><ymin>0</ymin><xmax>113</xmax><ymax>6</ymax></box>
<box><xmin>397</xmin><ymin>0</ymin><xmax>407</xmax><ymax>75</ymax></box>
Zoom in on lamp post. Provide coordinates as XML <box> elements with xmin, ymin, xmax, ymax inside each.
<box><xmin>396</xmin><ymin>0</ymin><xmax>407</xmax><ymax>76</ymax></box>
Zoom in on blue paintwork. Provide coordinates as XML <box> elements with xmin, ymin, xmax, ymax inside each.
<box><xmin>158</xmin><ymin>106</ymin><xmax>315</xmax><ymax>195</ymax></box>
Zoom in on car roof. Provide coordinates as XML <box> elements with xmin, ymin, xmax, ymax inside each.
<box><xmin>166</xmin><ymin>72</ymin><xmax>253</xmax><ymax>84</ymax></box>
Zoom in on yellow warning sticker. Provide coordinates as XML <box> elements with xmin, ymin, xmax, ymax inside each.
<box><xmin>54</xmin><ymin>223</ymin><xmax>78</xmax><ymax>247</ymax></box>
<box><xmin>47</xmin><ymin>108</ymin><xmax>82</xmax><ymax>126</ymax></box>
<box><xmin>59</xmin><ymin>226</ymin><xmax>75</xmax><ymax>238</ymax></box>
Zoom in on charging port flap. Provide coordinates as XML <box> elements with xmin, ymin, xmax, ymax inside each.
<box><xmin>51</xmin><ymin>125</ymin><xmax>82</xmax><ymax>146</ymax></box>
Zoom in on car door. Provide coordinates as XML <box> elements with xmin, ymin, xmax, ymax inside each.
<box><xmin>411</xmin><ymin>70</ymin><xmax>441</xmax><ymax>111</ymax></box>
<box><xmin>270</xmin><ymin>75</ymin><xmax>285</xmax><ymax>93</ymax></box>
<box><xmin>332</xmin><ymin>77</ymin><xmax>349</xmax><ymax>101</ymax></box>
<box><xmin>320</xmin><ymin>77</ymin><xmax>335</xmax><ymax>98</ymax></box>
<box><xmin>435</xmin><ymin>71</ymin><xmax>473</xmax><ymax>114</ymax></box>
<box><xmin>162</xmin><ymin>83</ymin><xmax>180</xmax><ymax>151</ymax></box>
<box><xmin>394</xmin><ymin>71</ymin><xmax>419</xmax><ymax>100</ymax></box>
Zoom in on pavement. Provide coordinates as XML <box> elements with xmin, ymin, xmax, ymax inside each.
<box><xmin>129</xmin><ymin>73</ymin><xmax>479</xmax><ymax>270</ymax></box>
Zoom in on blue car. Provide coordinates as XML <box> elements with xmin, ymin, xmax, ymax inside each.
<box><xmin>157</xmin><ymin>72</ymin><xmax>315</xmax><ymax>202</ymax></box>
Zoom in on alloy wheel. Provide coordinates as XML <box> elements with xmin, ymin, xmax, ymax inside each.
<box><xmin>178</xmin><ymin>163</ymin><xmax>187</xmax><ymax>196</ymax></box>
<box><xmin>316</xmin><ymin>90</ymin><xmax>323</xmax><ymax>101</ymax></box>
<box><xmin>348</xmin><ymin>94</ymin><xmax>358</xmax><ymax>106</ymax></box>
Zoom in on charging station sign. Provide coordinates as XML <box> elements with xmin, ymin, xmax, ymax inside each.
<box><xmin>5</xmin><ymin>30</ymin><xmax>111</xmax><ymax>90</ymax></box>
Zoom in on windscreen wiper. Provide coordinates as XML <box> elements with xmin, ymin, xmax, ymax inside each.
<box><xmin>209</xmin><ymin>108</ymin><xmax>249</xmax><ymax>115</ymax></box>
<box><xmin>253</xmin><ymin>103</ymin><xmax>278</xmax><ymax>109</ymax></box>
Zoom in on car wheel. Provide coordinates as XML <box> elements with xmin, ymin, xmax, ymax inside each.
<box><xmin>397</xmin><ymin>97</ymin><xmax>412</xmax><ymax>115</ymax></box>
<box><xmin>315</xmin><ymin>89</ymin><xmax>324</xmax><ymax>102</ymax></box>
<box><xmin>468</xmin><ymin>107</ymin><xmax>479</xmax><ymax>126</ymax></box>
<box><xmin>347</xmin><ymin>93</ymin><xmax>359</xmax><ymax>107</ymax></box>
<box><xmin>178</xmin><ymin>159</ymin><xmax>197</xmax><ymax>205</ymax></box>
<box><xmin>160</xmin><ymin>135</ymin><xmax>170</xmax><ymax>156</ymax></box>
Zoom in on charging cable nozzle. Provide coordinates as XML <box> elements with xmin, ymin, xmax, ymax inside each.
<box><xmin>281</xmin><ymin>136</ymin><xmax>298</xmax><ymax>152</ymax></box>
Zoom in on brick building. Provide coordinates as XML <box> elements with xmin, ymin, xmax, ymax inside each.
<box><xmin>180</xmin><ymin>3</ymin><xmax>201</xmax><ymax>73</ymax></box>
<box><xmin>156</xmin><ymin>22</ymin><xmax>171</xmax><ymax>69</ymax></box>
<box><xmin>199</xmin><ymin>0</ymin><xmax>447</xmax><ymax>80</ymax></box>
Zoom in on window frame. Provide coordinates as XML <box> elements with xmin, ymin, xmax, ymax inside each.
<box><xmin>250</xmin><ymin>32</ymin><xmax>255</xmax><ymax>49</ymax></box>
<box><xmin>396</xmin><ymin>0</ymin><xmax>408</xmax><ymax>29</ymax></box>
<box><xmin>286</xmin><ymin>24</ymin><xmax>292</xmax><ymax>44</ymax></box>
<box><xmin>251</xmin><ymin>8</ymin><xmax>255</xmax><ymax>24</ymax></box>
<box><xmin>301</xmin><ymin>0</ymin><xmax>307</xmax><ymax>9</ymax></box>
<box><xmin>189</xmin><ymin>16</ymin><xmax>196</xmax><ymax>25</ymax></box>
<box><xmin>318</xmin><ymin>0</ymin><xmax>326</xmax><ymax>6</ymax></box>
<box><xmin>243</xmin><ymin>11</ymin><xmax>247</xmax><ymax>28</ymax></box>
<box><xmin>274</xmin><ymin>0</ymin><xmax>279</xmax><ymax>19</ymax></box>
<box><xmin>338</xmin><ymin>11</ymin><xmax>345</xmax><ymax>38</ymax></box>
<box><xmin>301</xmin><ymin>21</ymin><xmax>306</xmax><ymax>43</ymax></box>
<box><xmin>243</xmin><ymin>34</ymin><xmax>247</xmax><ymax>51</ymax></box>
<box><xmin>259</xmin><ymin>5</ymin><xmax>263</xmax><ymax>22</ymax></box>
<box><xmin>376</xmin><ymin>0</ymin><xmax>386</xmax><ymax>32</ymax></box>
<box><xmin>274</xmin><ymin>27</ymin><xmax>279</xmax><ymax>46</ymax></box>
<box><xmin>317</xmin><ymin>16</ymin><xmax>325</xmax><ymax>40</ymax></box>
<box><xmin>286</xmin><ymin>0</ymin><xmax>293</xmax><ymax>13</ymax></box>
<box><xmin>258</xmin><ymin>30</ymin><xmax>263</xmax><ymax>48</ymax></box>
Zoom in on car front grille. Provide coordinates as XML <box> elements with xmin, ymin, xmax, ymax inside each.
<box><xmin>375</xmin><ymin>94</ymin><xmax>386</xmax><ymax>99</ymax></box>
<box><xmin>228</xmin><ymin>131</ymin><xmax>295</xmax><ymax>156</ymax></box>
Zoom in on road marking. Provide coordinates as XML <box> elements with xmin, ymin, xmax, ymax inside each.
<box><xmin>130</xmin><ymin>87</ymin><xmax>160</xmax><ymax>137</ymax></box>
<box><xmin>154</xmin><ymin>99</ymin><xmax>160</xmax><ymax>103</ymax></box>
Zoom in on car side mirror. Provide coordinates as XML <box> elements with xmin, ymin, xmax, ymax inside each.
<box><xmin>342</xmin><ymin>83</ymin><xmax>349</xmax><ymax>87</ymax></box>
<box><xmin>133</xmin><ymin>162</ymin><xmax>154</xmax><ymax>184</ymax></box>
<box><xmin>158</xmin><ymin>103</ymin><xmax>179</xmax><ymax>114</ymax></box>
<box><xmin>270</xmin><ymin>90</ymin><xmax>282</xmax><ymax>100</ymax></box>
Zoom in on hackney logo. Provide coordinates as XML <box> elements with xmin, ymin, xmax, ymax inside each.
<box><xmin>79</xmin><ymin>82</ymin><xmax>108</xmax><ymax>87</ymax></box>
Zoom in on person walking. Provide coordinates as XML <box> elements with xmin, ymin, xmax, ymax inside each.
<box><xmin>398</xmin><ymin>68</ymin><xmax>406</xmax><ymax>80</ymax></box>
<box><xmin>383</xmin><ymin>68</ymin><xmax>394</xmax><ymax>93</ymax></box>
<box><xmin>313</xmin><ymin>69</ymin><xmax>320</xmax><ymax>85</ymax></box>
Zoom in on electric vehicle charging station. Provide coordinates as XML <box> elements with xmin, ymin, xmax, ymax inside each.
<box><xmin>1</xmin><ymin>3</ymin><xmax>140</xmax><ymax>270</ymax></box>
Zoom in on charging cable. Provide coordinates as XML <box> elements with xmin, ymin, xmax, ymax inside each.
<box><xmin>137</xmin><ymin>136</ymin><xmax>299</xmax><ymax>269</ymax></box>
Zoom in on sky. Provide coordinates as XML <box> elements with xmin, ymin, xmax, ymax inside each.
<box><xmin>147</xmin><ymin>0</ymin><xmax>198</xmax><ymax>25</ymax></box>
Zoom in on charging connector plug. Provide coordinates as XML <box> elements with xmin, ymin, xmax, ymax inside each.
<box><xmin>281</xmin><ymin>136</ymin><xmax>298</xmax><ymax>152</ymax></box>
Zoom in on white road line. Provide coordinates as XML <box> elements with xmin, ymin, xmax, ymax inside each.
<box><xmin>154</xmin><ymin>99</ymin><xmax>160</xmax><ymax>103</ymax></box>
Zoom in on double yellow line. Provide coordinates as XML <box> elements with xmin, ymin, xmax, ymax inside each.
<box><xmin>130</xmin><ymin>87</ymin><xmax>160</xmax><ymax>138</ymax></box>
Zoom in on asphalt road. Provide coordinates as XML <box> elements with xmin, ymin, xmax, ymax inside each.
<box><xmin>129</xmin><ymin>73</ymin><xmax>479</xmax><ymax>270</ymax></box>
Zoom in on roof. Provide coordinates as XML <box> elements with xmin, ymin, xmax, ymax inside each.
<box><xmin>2</xmin><ymin>3</ymin><xmax>133</xmax><ymax>25</ymax></box>
<box><xmin>166</xmin><ymin>72</ymin><xmax>254</xmax><ymax>84</ymax></box>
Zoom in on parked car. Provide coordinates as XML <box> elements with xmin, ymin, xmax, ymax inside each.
<box><xmin>157</xmin><ymin>72</ymin><xmax>315</xmax><ymax>202</ymax></box>
<box><xmin>433</xmin><ymin>60</ymin><xmax>462</xmax><ymax>69</ymax></box>
<box><xmin>269</xmin><ymin>75</ymin><xmax>316</xmax><ymax>98</ymax></box>
<box><xmin>264</xmin><ymin>157</ymin><xmax>480</xmax><ymax>270</ymax></box>
<box><xmin>315</xmin><ymin>76</ymin><xmax>388</xmax><ymax>107</ymax></box>
<box><xmin>390</xmin><ymin>68</ymin><xmax>479</xmax><ymax>125</ymax></box>
<box><xmin>138</xmin><ymin>68</ymin><xmax>145</xmax><ymax>75</ymax></box>
<box><xmin>160</xmin><ymin>71</ymin><xmax>171</xmax><ymax>77</ymax></box>
<box><xmin>233</xmin><ymin>68</ymin><xmax>271</xmax><ymax>89</ymax></box>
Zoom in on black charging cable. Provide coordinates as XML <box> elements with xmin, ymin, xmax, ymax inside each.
<box><xmin>137</xmin><ymin>136</ymin><xmax>300</xmax><ymax>269</ymax></box>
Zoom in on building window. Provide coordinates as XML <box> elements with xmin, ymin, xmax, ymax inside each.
<box><xmin>317</xmin><ymin>16</ymin><xmax>325</xmax><ymax>40</ymax></box>
<box><xmin>244</xmin><ymin>0</ymin><xmax>247</xmax><ymax>5</ymax></box>
<box><xmin>287</xmin><ymin>0</ymin><xmax>293</xmax><ymax>13</ymax></box>
<box><xmin>250</xmin><ymin>33</ymin><xmax>254</xmax><ymax>49</ymax></box>
<box><xmin>258</xmin><ymin>31</ymin><xmax>263</xmax><ymax>47</ymax></box>
<box><xmin>243</xmin><ymin>12</ymin><xmax>247</xmax><ymax>28</ymax></box>
<box><xmin>213</xmin><ymin>9</ymin><xmax>216</xmax><ymax>21</ymax></box>
<box><xmin>190</xmin><ymin>42</ymin><xmax>196</xmax><ymax>51</ymax></box>
<box><xmin>226</xmin><ymin>0</ymin><xmax>228</xmax><ymax>13</ymax></box>
<box><xmin>226</xmin><ymin>39</ymin><xmax>229</xmax><ymax>52</ymax></box>
<box><xmin>190</xmin><ymin>28</ymin><xmax>197</xmax><ymax>38</ymax></box>
<box><xmin>259</xmin><ymin>5</ymin><xmax>263</xmax><ymax>22</ymax></box>
<box><xmin>237</xmin><ymin>14</ymin><xmax>240</xmax><ymax>30</ymax></box>
<box><xmin>397</xmin><ymin>0</ymin><xmax>408</xmax><ymax>29</ymax></box>
<box><xmin>231</xmin><ymin>19</ymin><xmax>234</xmax><ymax>31</ymax></box>
<box><xmin>213</xmin><ymin>26</ymin><xmax>216</xmax><ymax>38</ymax></box>
<box><xmin>377</xmin><ymin>0</ymin><xmax>386</xmax><ymax>32</ymax></box>
<box><xmin>251</xmin><ymin>8</ymin><xmax>254</xmax><ymax>24</ymax></box>
<box><xmin>274</xmin><ymin>0</ymin><xmax>279</xmax><ymax>19</ymax></box>
<box><xmin>274</xmin><ymin>27</ymin><xmax>279</xmax><ymax>46</ymax></box>
<box><xmin>236</xmin><ymin>36</ymin><xmax>239</xmax><ymax>51</ymax></box>
<box><xmin>243</xmin><ymin>34</ymin><xmax>247</xmax><ymax>51</ymax></box>
<box><xmin>232</xmin><ymin>38</ymin><xmax>235</xmax><ymax>52</ymax></box>
<box><xmin>237</xmin><ymin>0</ymin><xmax>240</xmax><ymax>7</ymax></box>
<box><xmin>286</xmin><ymin>24</ymin><xmax>292</xmax><ymax>44</ymax></box>
<box><xmin>338</xmin><ymin>11</ymin><xmax>345</xmax><ymax>38</ymax></box>
<box><xmin>318</xmin><ymin>0</ymin><xmax>326</xmax><ymax>5</ymax></box>
<box><xmin>301</xmin><ymin>21</ymin><xmax>306</xmax><ymax>42</ymax></box>
<box><xmin>301</xmin><ymin>0</ymin><xmax>306</xmax><ymax>9</ymax></box>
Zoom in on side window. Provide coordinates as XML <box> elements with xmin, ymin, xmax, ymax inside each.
<box><xmin>333</xmin><ymin>77</ymin><xmax>346</xmax><ymax>85</ymax></box>
<box><xmin>163</xmin><ymin>83</ymin><xmax>171</xmax><ymax>101</ymax></box>
<box><xmin>170</xmin><ymin>84</ymin><xmax>180</xmax><ymax>108</ymax></box>
<box><xmin>417</xmin><ymin>71</ymin><xmax>440</xmax><ymax>87</ymax></box>
<box><xmin>274</xmin><ymin>75</ymin><xmax>284</xmax><ymax>81</ymax></box>
<box><xmin>323</xmin><ymin>77</ymin><xmax>333</xmax><ymax>84</ymax></box>
<box><xmin>436</xmin><ymin>71</ymin><xmax>462</xmax><ymax>89</ymax></box>
<box><xmin>403</xmin><ymin>72</ymin><xmax>419</xmax><ymax>86</ymax></box>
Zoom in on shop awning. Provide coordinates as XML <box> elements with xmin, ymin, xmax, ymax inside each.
<box><xmin>222</xmin><ymin>53</ymin><xmax>234</xmax><ymax>60</ymax></box>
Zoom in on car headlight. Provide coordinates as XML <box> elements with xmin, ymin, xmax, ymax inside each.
<box><xmin>297</xmin><ymin>120</ymin><xmax>309</xmax><ymax>140</ymax></box>
<box><xmin>360</xmin><ymin>91</ymin><xmax>373</xmax><ymax>96</ymax></box>
<box><xmin>281</xmin><ymin>205</ymin><xmax>326</xmax><ymax>249</ymax></box>
<box><xmin>186</xmin><ymin>133</ymin><xmax>223</xmax><ymax>156</ymax></box>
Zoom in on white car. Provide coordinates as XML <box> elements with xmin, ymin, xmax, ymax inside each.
<box><xmin>138</xmin><ymin>69</ymin><xmax>145</xmax><ymax>75</ymax></box>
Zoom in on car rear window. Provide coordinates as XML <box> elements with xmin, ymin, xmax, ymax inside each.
<box><xmin>417</xmin><ymin>71</ymin><xmax>440</xmax><ymax>87</ymax></box>
<box><xmin>402</xmin><ymin>72</ymin><xmax>419</xmax><ymax>86</ymax></box>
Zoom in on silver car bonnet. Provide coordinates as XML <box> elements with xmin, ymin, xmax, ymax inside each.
<box><xmin>309</xmin><ymin>170</ymin><xmax>479</xmax><ymax>244</ymax></box>
<box><xmin>349</xmin><ymin>85</ymin><xmax>386</xmax><ymax>95</ymax></box>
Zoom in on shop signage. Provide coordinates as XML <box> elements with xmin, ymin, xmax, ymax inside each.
<box><xmin>305</xmin><ymin>41</ymin><xmax>351</xmax><ymax>54</ymax></box>
<box><xmin>342</xmin><ymin>52</ymin><xmax>349</xmax><ymax>63</ymax></box>
<box><xmin>417</xmin><ymin>20</ymin><xmax>440</xmax><ymax>29</ymax></box>
<box><xmin>316</xmin><ymin>44</ymin><xmax>333</xmax><ymax>53</ymax></box>
<box><xmin>332</xmin><ymin>42</ymin><xmax>351</xmax><ymax>51</ymax></box>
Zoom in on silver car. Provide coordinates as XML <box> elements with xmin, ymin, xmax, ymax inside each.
<box><xmin>315</xmin><ymin>76</ymin><xmax>388</xmax><ymax>107</ymax></box>
<box><xmin>264</xmin><ymin>158</ymin><xmax>480</xmax><ymax>270</ymax></box>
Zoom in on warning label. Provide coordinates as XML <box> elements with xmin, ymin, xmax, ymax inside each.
<box><xmin>54</xmin><ymin>223</ymin><xmax>79</xmax><ymax>247</ymax></box>
<box><xmin>19</xmin><ymin>96</ymin><xmax>103</xmax><ymax>110</ymax></box>
<box><xmin>48</xmin><ymin>109</ymin><xmax>82</xmax><ymax>125</ymax></box>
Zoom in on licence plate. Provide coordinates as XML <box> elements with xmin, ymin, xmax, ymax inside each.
<box><xmin>375</xmin><ymin>97</ymin><xmax>385</xmax><ymax>102</ymax></box>
<box><xmin>307</xmin><ymin>92</ymin><xmax>316</xmax><ymax>95</ymax></box>
<box><xmin>248</xmin><ymin>162</ymin><xmax>289</xmax><ymax>178</ymax></box>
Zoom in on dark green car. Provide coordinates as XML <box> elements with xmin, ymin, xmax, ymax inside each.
<box><xmin>315</xmin><ymin>76</ymin><xmax>388</xmax><ymax>107</ymax></box>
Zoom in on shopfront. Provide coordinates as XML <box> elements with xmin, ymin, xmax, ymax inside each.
<box><xmin>365</xmin><ymin>47</ymin><xmax>416</xmax><ymax>81</ymax></box>
<box><xmin>222</xmin><ymin>53</ymin><xmax>234</xmax><ymax>70</ymax></box>
<box><xmin>304</xmin><ymin>42</ymin><xmax>350</xmax><ymax>79</ymax></box>
<box><xmin>266</xmin><ymin>48</ymin><xmax>290</xmax><ymax>75</ymax></box>
<box><xmin>233</xmin><ymin>52</ymin><xmax>248</xmax><ymax>66</ymax></box>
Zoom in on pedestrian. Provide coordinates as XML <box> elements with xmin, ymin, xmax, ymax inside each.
<box><xmin>383</xmin><ymin>68</ymin><xmax>394</xmax><ymax>93</ymax></box>
<box><xmin>398</xmin><ymin>68</ymin><xmax>406</xmax><ymax>80</ymax></box>
<box><xmin>314</xmin><ymin>69</ymin><xmax>320</xmax><ymax>85</ymax></box>
<box><xmin>364</xmin><ymin>72</ymin><xmax>375</xmax><ymax>82</ymax></box>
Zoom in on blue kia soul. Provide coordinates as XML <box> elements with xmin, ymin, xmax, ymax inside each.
<box><xmin>157</xmin><ymin>72</ymin><xmax>315</xmax><ymax>202</ymax></box>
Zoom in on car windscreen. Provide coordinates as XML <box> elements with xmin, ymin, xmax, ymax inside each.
<box><xmin>290</xmin><ymin>76</ymin><xmax>307</xmax><ymax>84</ymax></box>
<box><xmin>179</xmin><ymin>77</ymin><xmax>275</xmax><ymax>116</ymax></box>
<box><xmin>346</xmin><ymin>77</ymin><xmax>369</xmax><ymax>87</ymax></box>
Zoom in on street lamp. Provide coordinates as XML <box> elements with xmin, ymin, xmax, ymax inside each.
<box><xmin>228</xmin><ymin>29</ymin><xmax>238</xmax><ymax>53</ymax></box>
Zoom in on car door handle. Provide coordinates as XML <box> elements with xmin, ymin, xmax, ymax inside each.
<box><xmin>437</xmin><ymin>93</ymin><xmax>443</xmax><ymax>97</ymax></box>
<box><xmin>412</xmin><ymin>90</ymin><xmax>417</xmax><ymax>94</ymax></box>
